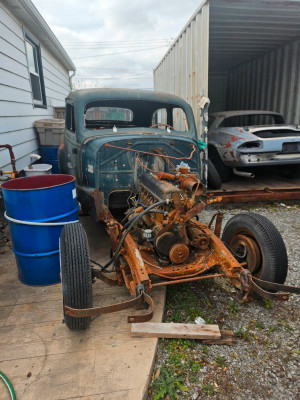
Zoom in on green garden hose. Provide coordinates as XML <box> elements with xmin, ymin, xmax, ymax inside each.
<box><xmin>0</xmin><ymin>371</ymin><xmax>16</xmax><ymax>400</ymax></box>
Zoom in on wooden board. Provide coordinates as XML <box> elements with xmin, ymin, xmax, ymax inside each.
<box><xmin>202</xmin><ymin>330</ymin><xmax>236</xmax><ymax>345</ymax></box>
<box><xmin>131</xmin><ymin>322</ymin><xmax>221</xmax><ymax>339</ymax></box>
<box><xmin>0</xmin><ymin>216</ymin><xmax>166</xmax><ymax>400</ymax></box>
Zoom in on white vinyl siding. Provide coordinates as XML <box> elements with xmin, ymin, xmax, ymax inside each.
<box><xmin>0</xmin><ymin>2</ymin><xmax>71</xmax><ymax>172</ymax></box>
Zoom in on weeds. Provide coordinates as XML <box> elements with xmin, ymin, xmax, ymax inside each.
<box><xmin>255</xmin><ymin>321</ymin><xmax>265</xmax><ymax>331</ymax></box>
<box><xmin>150</xmin><ymin>339</ymin><xmax>204</xmax><ymax>399</ymax></box>
<box><xmin>227</xmin><ymin>300</ymin><xmax>239</xmax><ymax>314</ymax></box>
<box><xmin>150</xmin><ymin>367</ymin><xmax>188</xmax><ymax>400</ymax></box>
<box><xmin>202</xmin><ymin>383</ymin><xmax>214</xmax><ymax>395</ymax></box>
<box><xmin>215</xmin><ymin>355</ymin><xmax>227</xmax><ymax>368</ymax></box>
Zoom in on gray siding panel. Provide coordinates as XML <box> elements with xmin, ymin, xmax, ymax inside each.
<box><xmin>0</xmin><ymin>2</ymin><xmax>71</xmax><ymax>171</ymax></box>
<box><xmin>226</xmin><ymin>39</ymin><xmax>300</xmax><ymax>124</ymax></box>
<box><xmin>0</xmin><ymin>68</ymin><xmax>31</xmax><ymax>91</ymax></box>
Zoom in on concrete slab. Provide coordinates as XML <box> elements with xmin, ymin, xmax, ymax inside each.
<box><xmin>0</xmin><ymin>216</ymin><xmax>166</xmax><ymax>400</ymax></box>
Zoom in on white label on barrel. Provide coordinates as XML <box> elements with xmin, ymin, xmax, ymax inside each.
<box><xmin>88</xmin><ymin>164</ymin><xmax>94</xmax><ymax>173</ymax></box>
<box><xmin>72</xmin><ymin>188</ymin><xmax>76</xmax><ymax>199</ymax></box>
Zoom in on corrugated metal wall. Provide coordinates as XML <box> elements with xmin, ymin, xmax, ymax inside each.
<box><xmin>153</xmin><ymin>1</ymin><xmax>210</xmax><ymax>138</ymax></box>
<box><xmin>226</xmin><ymin>38</ymin><xmax>300</xmax><ymax>124</ymax></box>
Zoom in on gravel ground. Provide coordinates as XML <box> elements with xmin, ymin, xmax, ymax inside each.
<box><xmin>148</xmin><ymin>201</ymin><xmax>300</xmax><ymax>400</ymax></box>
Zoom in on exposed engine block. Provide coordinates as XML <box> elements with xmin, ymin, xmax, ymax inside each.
<box><xmin>128</xmin><ymin>172</ymin><xmax>210</xmax><ymax>265</ymax></box>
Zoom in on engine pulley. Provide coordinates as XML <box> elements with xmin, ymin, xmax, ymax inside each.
<box><xmin>169</xmin><ymin>243</ymin><xmax>190</xmax><ymax>264</ymax></box>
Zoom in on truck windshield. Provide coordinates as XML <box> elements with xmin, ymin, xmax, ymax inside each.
<box><xmin>84</xmin><ymin>100</ymin><xmax>190</xmax><ymax>133</ymax></box>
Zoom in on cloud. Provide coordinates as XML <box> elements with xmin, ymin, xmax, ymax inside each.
<box><xmin>32</xmin><ymin>0</ymin><xmax>199</xmax><ymax>89</ymax></box>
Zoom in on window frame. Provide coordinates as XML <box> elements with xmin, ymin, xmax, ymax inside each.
<box><xmin>24</xmin><ymin>30</ymin><xmax>47</xmax><ymax>108</ymax></box>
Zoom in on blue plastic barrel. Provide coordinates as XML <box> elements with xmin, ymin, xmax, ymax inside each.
<box><xmin>40</xmin><ymin>146</ymin><xmax>59</xmax><ymax>173</ymax></box>
<box><xmin>1</xmin><ymin>175</ymin><xmax>78</xmax><ymax>286</ymax></box>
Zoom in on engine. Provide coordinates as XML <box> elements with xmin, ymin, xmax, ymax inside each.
<box><xmin>127</xmin><ymin>170</ymin><xmax>210</xmax><ymax>265</ymax></box>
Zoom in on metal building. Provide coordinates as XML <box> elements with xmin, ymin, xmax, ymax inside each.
<box><xmin>153</xmin><ymin>0</ymin><xmax>300</xmax><ymax>139</ymax></box>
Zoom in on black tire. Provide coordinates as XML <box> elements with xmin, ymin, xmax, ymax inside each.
<box><xmin>207</xmin><ymin>158</ymin><xmax>222</xmax><ymax>189</ymax></box>
<box><xmin>60</xmin><ymin>222</ymin><xmax>93</xmax><ymax>330</ymax></box>
<box><xmin>208</xmin><ymin>146</ymin><xmax>231</xmax><ymax>182</ymax></box>
<box><xmin>222</xmin><ymin>212</ymin><xmax>288</xmax><ymax>284</ymax></box>
<box><xmin>277</xmin><ymin>165</ymin><xmax>300</xmax><ymax>179</ymax></box>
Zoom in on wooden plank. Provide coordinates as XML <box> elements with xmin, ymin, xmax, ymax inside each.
<box><xmin>202</xmin><ymin>330</ymin><xmax>236</xmax><ymax>345</ymax></box>
<box><xmin>131</xmin><ymin>322</ymin><xmax>221</xmax><ymax>339</ymax></box>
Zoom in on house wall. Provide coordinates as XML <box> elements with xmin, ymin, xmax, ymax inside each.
<box><xmin>0</xmin><ymin>2</ymin><xmax>70</xmax><ymax>171</ymax></box>
<box><xmin>226</xmin><ymin>39</ymin><xmax>300</xmax><ymax>124</ymax></box>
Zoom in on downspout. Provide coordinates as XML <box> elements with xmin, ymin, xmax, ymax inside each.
<box><xmin>69</xmin><ymin>71</ymin><xmax>76</xmax><ymax>91</ymax></box>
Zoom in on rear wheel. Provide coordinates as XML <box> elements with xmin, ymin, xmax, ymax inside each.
<box><xmin>277</xmin><ymin>165</ymin><xmax>300</xmax><ymax>178</ymax></box>
<box><xmin>208</xmin><ymin>146</ymin><xmax>231</xmax><ymax>182</ymax></box>
<box><xmin>60</xmin><ymin>222</ymin><xmax>93</xmax><ymax>330</ymax></box>
<box><xmin>222</xmin><ymin>212</ymin><xmax>288</xmax><ymax>284</ymax></box>
<box><xmin>207</xmin><ymin>158</ymin><xmax>222</xmax><ymax>189</ymax></box>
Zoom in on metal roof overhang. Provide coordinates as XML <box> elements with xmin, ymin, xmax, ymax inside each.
<box><xmin>3</xmin><ymin>0</ymin><xmax>76</xmax><ymax>72</ymax></box>
<box><xmin>209</xmin><ymin>0</ymin><xmax>300</xmax><ymax>73</ymax></box>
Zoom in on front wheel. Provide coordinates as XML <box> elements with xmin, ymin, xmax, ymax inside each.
<box><xmin>222</xmin><ymin>212</ymin><xmax>288</xmax><ymax>284</ymax></box>
<box><xmin>60</xmin><ymin>222</ymin><xmax>93</xmax><ymax>330</ymax></box>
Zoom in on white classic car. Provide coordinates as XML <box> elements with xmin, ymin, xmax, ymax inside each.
<box><xmin>208</xmin><ymin>110</ymin><xmax>300</xmax><ymax>181</ymax></box>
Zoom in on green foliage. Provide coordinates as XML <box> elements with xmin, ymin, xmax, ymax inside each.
<box><xmin>150</xmin><ymin>339</ymin><xmax>204</xmax><ymax>399</ymax></box>
<box><xmin>255</xmin><ymin>321</ymin><xmax>265</xmax><ymax>331</ymax></box>
<box><xmin>262</xmin><ymin>298</ymin><xmax>272</xmax><ymax>308</ymax></box>
<box><xmin>202</xmin><ymin>383</ymin><xmax>214</xmax><ymax>395</ymax></box>
<box><xmin>215</xmin><ymin>355</ymin><xmax>227</xmax><ymax>368</ymax></box>
<box><xmin>227</xmin><ymin>300</ymin><xmax>239</xmax><ymax>314</ymax></box>
<box><xmin>151</xmin><ymin>367</ymin><xmax>188</xmax><ymax>400</ymax></box>
<box><xmin>234</xmin><ymin>326</ymin><xmax>250</xmax><ymax>340</ymax></box>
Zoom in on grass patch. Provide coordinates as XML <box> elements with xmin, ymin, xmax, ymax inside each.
<box><xmin>149</xmin><ymin>339</ymin><xmax>206</xmax><ymax>399</ymax></box>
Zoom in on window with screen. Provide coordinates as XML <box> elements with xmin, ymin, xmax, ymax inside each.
<box><xmin>25</xmin><ymin>32</ymin><xmax>46</xmax><ymax>107</ymax></box>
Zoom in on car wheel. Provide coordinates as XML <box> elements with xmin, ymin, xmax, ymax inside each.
<box><xmin>60</xmin><ymin>222</ymin><xmax>93</xmax><ymax>330</ymax></box>
<box><xmin>222</xmin><ymin>212</ymin><xmax>288</xmax><ymax>284</ymax></box>
<box><xmin>277</xmin><ymin>165</ymin><xmax>300</xmax><ymax>178</ymax></box>
<box><xmin>207</xmin><ymin>158</ymin><xmax>222</xmax><ymax>189</ymax></box>
<box><xmin>208</xmin><ymin>147</ymin><xmax>231</xmax><ymax>182</ymax></box>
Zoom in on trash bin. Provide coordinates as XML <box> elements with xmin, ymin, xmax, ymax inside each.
<box><xmin>24</xmin><ymin>164</ymin><xmax>52</xmax><ymax>176</ymax></box>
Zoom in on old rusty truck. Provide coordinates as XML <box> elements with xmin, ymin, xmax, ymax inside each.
<box><xmin>58</xmin><ymin>88</ymin><xmax>299</xmax><ymax>330</ymax></box>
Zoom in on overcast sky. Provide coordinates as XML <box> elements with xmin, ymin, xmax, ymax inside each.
<box><xmin>32</xmin><ymin>0</ymin><xmax>199</xmax><ymax>90</ymax></box>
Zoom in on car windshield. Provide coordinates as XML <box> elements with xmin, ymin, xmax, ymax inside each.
<box><xmin>219</xmin><ymin>114</ymin><xmax>285</xmax><ymax>127</ymax></box>
<box><xmin>84</xmin><ymin>100</ymin><xmax>190</xmax><ymax>133</ymax></box>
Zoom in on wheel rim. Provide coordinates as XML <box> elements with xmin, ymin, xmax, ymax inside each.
<box><xmin>229</xmin><ymin>232</ymin><xmax>262</xmax><ymax>275</ymax></box>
